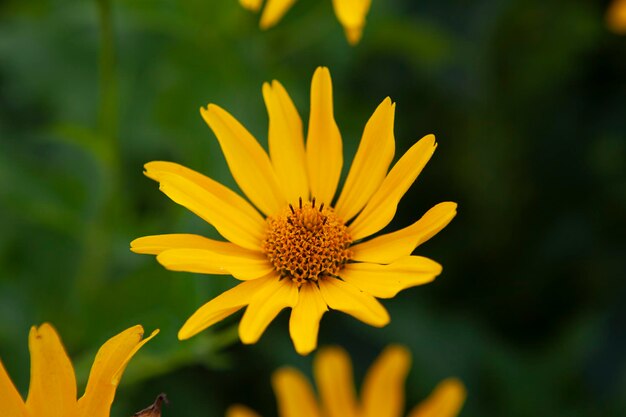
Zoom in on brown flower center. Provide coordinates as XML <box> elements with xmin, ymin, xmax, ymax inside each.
<box><xmin>263</xmin><ymin>198</ymin><xmax>352</xmax><ymax>287</ymax></box>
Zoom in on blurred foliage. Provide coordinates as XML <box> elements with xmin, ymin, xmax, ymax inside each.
<box><xmin>1</xmin><ymin>0</ymin><xmax>625</xmax><ymax>416</ymax></box>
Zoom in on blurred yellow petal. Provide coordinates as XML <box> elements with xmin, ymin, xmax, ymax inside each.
<box><xmin>343</xmin><ymin>26</ymin><xmax>363</xmax><ymax>45</ymax></box>
<box><xmin>332</xmin><ymin>0</ymin><xmax>372</xmax><ymax>44</ymax></box>
<box><xmin>361</xmin><ymin>345</ymin><xmax>411</xmax><ymax>417</ymax></box>
<box><xmin>178</xmin><ymin>278</ymin><xmax>270</xmax><ymax>340</ymax></box>
<box><xmin>157</xmin><ymin>248</ymin><xmax>273</xmax><ymax>280</ymax></box>
<box><xmin>26</xmin><ymin>324</ymin><xmax>77</xmax><ymax>417</ymax></box>
<box><xmin>306</xmin><ymin>67</ymin><xmax>343</xmax><ymax>206</ymax></box>
<box><xmin>227</xmin><ymin>405</ymin><xmax>263</xmax><ymax>417</ymax></box>
<box><xmin>144</xmin><ymin>161</ymin><xmax>265</xmax><ymax>250</ymax></box>
<box><xmin>351</xmin><ymin>202</ymin><xmax>456</xmax><ymax>264</ymax></box>
<box><xmin>313</xmin><ymin>346</ymin><xmax>358</xmax><ymax>417</ymax></box>
<box><xmin>240</xmin><ymin>0</ymin><xmax>263</xmax><ymax>12</ymax></box>
<box><xmin>0</xmin><ymin>360</ymin><xmax>26</xmax><ymax>417</ymax></box>
<box><xmin>289</xmin><ymin>284</ymin><xmax>328</xmax><ymax>355</ymax></box>
<box><xmin>201</xmin><ymin>104</ymin><xmax>285</xmax><ymax>216</ymax></box>
<box><xmin>407</xmin><ymin>378</ymin><xmax>467</xmax><ymax>417</ymax></box>
<box><xmin>263</xmin><ymin>80</ymin><xmax>309</xmax><ymax>202</ymax></box>
<box><xmin>607</xmin><ymin>0</ymin><xmax>626</xmax><ymax>34</ymax></box>
<box><xmin>319</xmin><ymin>278</ymin><xmax>389</xmax><ymax>327</ymax></box>
<box><xmin>77</xmin><ymin>326</ymin><xmax>158</xmax><ymax>417</ymax></box>
<box><xmin>239</xmin><ymin>277</ymin><xmax>299</xmax><ymax>344</ymax></box>
<box><xmin>259</xmin><ymin>0</ymin><xmax>296</xmax><ymax>29</ymax></box>
<box><xmin>131</xmin><ymin>234</ymin><xmax>261</xmax><ymax>256</ymax></box>
<box><xmin>335</xmin><ymin>97</ymin><xmax>395</xmax><ymax>221</ymax></box>
<box><xmin>349</xmin><ymin>134</ymin><xmax>437</xmax><ymax>241</ymax></box>
<box><xmin>272</xmin><ymin>367</ymin><xmax>322</xmax><ymax>417</ymax></box>
<box><xmin>340</xmin><ymin>256</ymin><xmax>441</xmax><ymax>299</ymax></box>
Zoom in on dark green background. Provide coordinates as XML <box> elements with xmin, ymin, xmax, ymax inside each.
<box><xmin>1</xmin><ymin>0</ymin><xmax>625</xmax><ymax>416</ymax></box>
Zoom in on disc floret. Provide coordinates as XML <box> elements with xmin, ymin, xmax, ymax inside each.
<box><xmin>263</xmin><ymin>198</ymin><xmax>352</xmax><ymax>286</ymax></box>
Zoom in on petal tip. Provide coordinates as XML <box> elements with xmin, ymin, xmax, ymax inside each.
<box><xmin>423</xmin><ymin>133</ymin><xmax>436</xmax><ymax>145</ymax></box>
<box><xmin>373</xmin><ymin>308</ymin><xmax>391</xmax><ymax>328</ymax></box>
<box><xmin>436</xmin><ymin>377</ymin><xmax>468</xmax><ymax>404</ymax></box>
<box><xmin>129</xmin><ymin>237</ymin><xmax>142</xmax><ymax>251</ymax></box>
<box><xmin>317</xmin><ymin>345</ymin><xmax>346</xmax><ymax>359</ymax></box>
<box><xmin>177</xmin><ymin>328</ymin><xmax>192</xmax><ymax>341</ymax></box>
<box><xmin>200</xmin><ymin>104</ymin><xmax>220</xmax><ymax>119</ymax></box>
<box><xmin>239</xmin><ymin>333</ymin><xmax>257</xmax><ymax>345</ymax></box>
<box><xmin>344</xmin><ymin>26</ymin><xmax>363</xmax><ymax>45</ymax></box>
<box><xmin>38</xmin><ymin>322</ymin><xmax>54</xmax><ymax>332</ymax></box>
<box><xmin>382</xmin><ymin>344</ymin><xmax>412</xmax><ymax>369</ymax></box>
<box><xmin>313</xmin><ymin>66</ymin><xmax>331</xmax><ymax>81</ymax></box>
<box><xmin>128</xmin><ymin>324</ymin><xmax>145</xmax><ymax>334</ymax></box>
<box><xmin>271</xmin><ymin>366</ymin><xmax>301</xmax><ymax>384</ymax></box>
<box><xmin>293</xmin><ymin>342</ymin><xmax>316</xmax><ymax>356</ymax></box>
<box><xmin>178</xmin><ymin>316</ymin><xmax>207</xmax><ymax>340</ymax></box>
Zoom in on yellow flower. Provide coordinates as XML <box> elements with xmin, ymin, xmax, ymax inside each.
<box><xmin>607</xmin><ymin>0</ymin><xmax>626</xmax><ymax>33</ymax></box>
<box><xmin>0</xmin><ymin>323</ymin><xmax>158</xmax><ymax>417</ymax></box>
<box><xmin>239</xmin><ymin>0</ymin><xmax>372</xmax><ymax>45</ymax></box>
<box><xmin>131</xmin><ymin>66</ymin><xmax>457</xmax><ymax>355</ymax></box>
<box><xmin>227</xmin><ymin>345</ymin><xmax>466</xmax><ymax>417</ymax></box>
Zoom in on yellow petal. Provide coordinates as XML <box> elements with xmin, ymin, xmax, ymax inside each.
<box><xmin>144</xmin><ymin>161</ymin><xmax>265</xmax><ymax>250</ymax></box>
<box><xmin>272</xmin><ymin>367</ymin><xmax>322</xmax><ymax>417</ymax></box>
<box><xmin>349</xmin><ymin>135</ymin><xmax>437</xmax><ymax>241</ymax></box>
<box><xmin>340</xmin><ymin>256</ymin><xmax>441</xmax><ymax>299</ymax></box>
<box><xmin>77</xmin><ymin>326</ymin><xmax>158</xmax><ymax>417</ymax></box>
<box><xmin>318</xmin><ymin>278</ymin><xmax>389</xmax><ymax>327</ymax></box>
<box><xmin>111</xmin><ymin>331</ymin><xmax>159</xmax><ymax>385</ymax></box>
<box><xmin>178</xmin><ymin>278</ymin><xmax>270</xmax><ymax>340</ymax></box>
<box><xmin>263</xmin><ymin>80</ymin><xmax>309</xmax><ymax>203</ymax></box>
<box><xmin>157</xmin><ymin>248</ymin><xmax>273</xmax><ymax>280</ymax></box>
<box><xmin>240</xmin><ymin>0</ymin><xmax>263</xmax><ymax>12</ymax></box>
<box><xmin>407</xmin><ymin>378</ymin><xmax>467</xmax><ymax>417</ymax></box>
<box><xmin>343</xmin><ymin>26</ymin><xmax>364</xmax><ymax>45</ymax></box>
<box><xmin>239</xmin><ymin>276</ymin><xmax>299</xmax><ymax>344</ymax></box>
<box><xmin>313</xmin><ymin>346</ymin><xmax>358</xmax><ymax>417</ymax></box>
<box><xmin>351</xmin><ymin>202</ymin><xmax>457</xmax><ymax>264</ymax></box>
<box><xmin>289</xmin><ymin>284</ymin><xmax>328</xmax><ymax>355</ymax></box>
<box><xmin>0</xmin><ymin>360</ymin><xmax>26</xmax><ymax>417</ymax></box>
<box><xmin>200</xmin><ymin>104</ymin><xmax>285</xmax><ymax>217</ymax></box>
<box><xmin>332</xmin><ymin>0</ymin><xmax>372</xmax><ymax>45</ymax></box>
<box><xmin>227</xmin><ymin>405</ymin><xmax>263</xmax><ymax>417</ymax></box>
<box><xmin>131</xmin><ymin>234</ymin><xmax>262</xmax><ymax>256</ymax></box>
<box><xmin>306</xmin><ymin>67</ymin><xmax>343</xmax><ymax>206</ymax></box>
<box><xmin>26</xmin><ymin>324</ymin><xmax>77</xmax><ymax>417</ymax></box>
<box><xmin>259</xmin><ymin>0</ymin><xmax>296</xmax><ymax>29</ymax></box>
<box><xmin>335</xmin><ymin>97</ymin><xmax>395</xmax><ymax>221</ymax></box>
<box><xmin>361</xmin><ymin>345</ymin><xmax>411</xmax><ymax>417</ymax></box>
<box><xmin>607</xmin><ymin>0</ymin><xmax>626</xmax><ymax>34</ymax></box>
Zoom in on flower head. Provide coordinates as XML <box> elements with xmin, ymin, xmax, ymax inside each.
<box><xmin>0</xmin><ymin>323</ymin><xmax>158</xmax><ymax>417</ymax></box>
<box><xmin>131</xmin><ymin>66</ymin><xmax>457</xmax><ymax>355</ymax></box>
<box><xmin>607</xmin><ymin>0</ymin><xmax>626</xmax><ymax>33</ymax></box>
<box><xmin>239</xmin><ymin>0</ymin><xmax>372</xmax><ymax>45</ymax></box>
<box><xmin>226</xmin><ymin>345</ymin><xmax>466</xmax><ymax>417</ymax></box>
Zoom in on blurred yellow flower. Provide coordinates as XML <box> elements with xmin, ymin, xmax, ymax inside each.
<box><xmin>239</xmin><ymin>0</ymin><xmax>372</xmax><ymax>45</ymax></box>
<box><xmin>607</xmin><ymin>0</ymin><xmax>626</xmax><ymax>33</ymax></box>
<box><xmin>227</xmin><ymin>345</ymin><xmax>466</xmax><ymax>417</ymax></box>
<box><xmin>132</xmin><ymin>66</ymin><xmax>456</xmax><ymax>355</ymax></box>
<box><xmin>0</xmin><ymin>323</ymin><xmax>158</xmax><ymax>417</ymax></box>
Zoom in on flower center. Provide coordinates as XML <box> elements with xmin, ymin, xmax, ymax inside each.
<box><xmin>263</xmin><ymin>198</ymin><xmax>352</xmax><ymax>287</ymax></box>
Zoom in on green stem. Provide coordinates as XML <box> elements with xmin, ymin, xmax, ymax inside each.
<box><xmin>74</xmin><ymin>0</ymin><xmax>122</xmax><ymax>304</ymax></box>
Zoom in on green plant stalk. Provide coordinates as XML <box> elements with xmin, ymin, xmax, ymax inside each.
<box><xmin>74</xmin><ymin>0</ymin><xmax>124</xmax><ymax>304</ymax></box>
